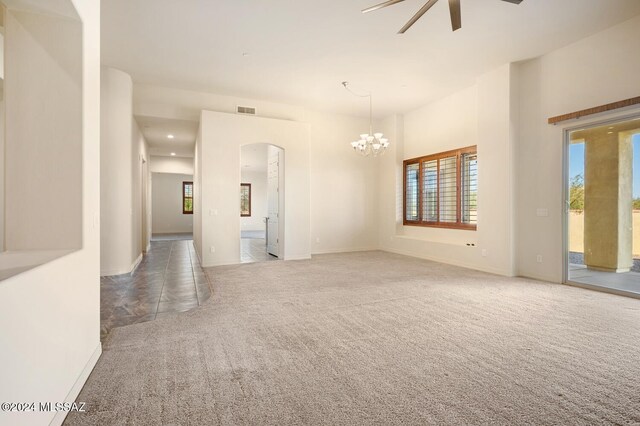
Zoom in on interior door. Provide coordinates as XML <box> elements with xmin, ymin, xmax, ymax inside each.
<box><xmin>267</xmin><ymin>150</ymin><xmax>280</xmax><ymax>257</ymax></box>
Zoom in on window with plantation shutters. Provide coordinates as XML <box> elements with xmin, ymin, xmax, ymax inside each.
<box><xmin>403</xmin><ymin>146</ymin><xmax>477</xmax><ymax>230</ymax></box>
<box><xmin>461</xmin><ymin>152</ymin><xmax>478</xmax><ymax>225</ymax></box>
<box><xmin>405</xmin><ymin>163</ymin><xmax>419</xmax><ymax>221</ymax></box>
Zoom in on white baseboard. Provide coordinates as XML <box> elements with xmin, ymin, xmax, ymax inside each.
<box><xmin>130</xmin><ymin>253</ymin><xmax>143</xmax><ymax>274</ymax></box>
<box><xmin>381</xmin><ymin>247</ymin><xmax>512</xmax><ymax>277</ymax></box>
<box><xmin>203</xmin><ymin>258</ymin><xmax>244</xmax><ymax>267</ymax></box>
<box><xmin>311</xmin><ymin>247</ymin><xmax>378</xmax><ymax>255</ymax></box>
<box><xmin>50</xmin><ymin>343</ymin><xmax>102</xmax><ymax>426</ymax></box>
<box><xmin>192</xmin><ymin>242</ymin><xmax>202</xmax><ymax>266</ymax></box>
<box><xmin>283</xmin><ymin>254</ymin><xmax>312</xmax><ymax>261</ymax></box>
<box><xmin>101</xmin><ymin>253</ymin><xmax>143</xmax><ymax>277</ymax></box>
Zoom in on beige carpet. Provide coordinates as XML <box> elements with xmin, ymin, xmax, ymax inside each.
<box><xmin>67</xmin><ymin>251</ymin><xmax>640</xmax><ymax>425</ymax></box>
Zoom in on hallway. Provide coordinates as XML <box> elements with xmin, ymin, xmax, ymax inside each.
<box><xmin>100</xmin><ymin>240</ymin><xmax>211</xmax><ymax>339</ymax></box>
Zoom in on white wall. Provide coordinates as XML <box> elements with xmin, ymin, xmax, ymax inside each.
<box><xmin>197</xmin><ymin>110</ymin><xmax>310</xmax><ymax>266</ymax></box>
<box><xmin>0</xmin><ymin>92</ymin><xmax>4</xmax><ymax>252</ymax></box>
<box><xmin>133</xmin><ymin>119</ymin><xmax>151</xmax><ymax>254</ymax></box>
<box><xmin>134</xmin><ymin>83</ymin><xmax>306</xmax><ymax>122</ymax></box>
<box><xmin>152</xmin><ymin>173</ymin><xmax>194</xmax><ymax>234</ymax></box>
<box><xmin>377</xmin><ymin>15</ymin><xmax>640</xmax><ymax>282</ymax></box>
<box><xmin>101</xmin><ymin>67</ymin><xmax>136</xmax><ymax>276</ymax></box>
<box><xmin>150</xmin><ymin>155</ymin><xmax>194</xmax><ymax>175</ymax></box>
<box><xmin>0</xmin><ymin>32</ymin><xmax>4</xmax><ymax>80</ymax></box>
<box><xmin>136</xmin><ymin>85</ymin><xmax>379</xmax><ymax>258</ymax></box>
<box><xmin>193</xmin><ymin>124</ymin><xmax>203</xmax><ymax>261</ymax></box>
<box><xmin>4</xmin><ymin>7</ymin><xmax>82</xmax><ymax>251</ymax></box>
<box><xmin>240</xmin><ymin>169</ymin><xmax>267</xmax><ymax>232</ymax></box>
<box><xmin>516</xmin><ymin>14</ymin><xmax>640</xmax><ymax>282</ymax></box>
<box><xmin>100</xmin><ymin>68</ymin><xmax>151</xmax><ymax>275</ymax></box>
<box><xmin>0</xmin><ymin>1</ymin><xmax>100</xmax><ymax>425</ymax></box>
<box><xmin>0</xmin><ymin>12</ymin><xmax>4</xmax><ymax>251</ymax></box>
<box><xmin>307</xmin><ymin>110</ymin><xmax>379</xmax><ymax>254</ymax></box>
<box><xmin>377</xmin><ymin>64</ymin><xmax>517</xmax><ymax>276</ymax></box>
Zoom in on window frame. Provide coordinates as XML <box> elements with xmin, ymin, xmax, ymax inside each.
<box><xmin>403</xmin><ymin>145</ymin><xmax>477</xmax><ymax>230</ymax></box>
<box><xmin>182</xmin><ymin>181</ymin><xmax>193</xmax><ymax>215</ymax></box>
<box><xmin>240</xmin><ymin>183</ymin><xmax>251</xmax><ymax>217</ymax></box>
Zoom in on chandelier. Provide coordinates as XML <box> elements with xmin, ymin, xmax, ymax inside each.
<box><xmin>342</xmin><ymin>82</ymin><xmax>390</xmax><ymax>157</ymax></box>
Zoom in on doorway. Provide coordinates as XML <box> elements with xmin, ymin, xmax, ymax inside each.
<box><xmin>151</xmin><ymin>172</ymin><xmax>194</xmax><ymax>241</ymax></box>
<box><xmin>566</xmin><ymin>115</ymin><xmax>640</xmax><ymax>296</ymax></box>
<box><xmin>240</xmin><ymin>144</ymin><xmax>284</xmax><ymax>263</ymax></box>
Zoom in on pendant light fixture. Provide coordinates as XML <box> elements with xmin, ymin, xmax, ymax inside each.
<box><xmin>342</xmin><ymin>82</ymin><xmax>390</xmax><ymax>157</ymax></box>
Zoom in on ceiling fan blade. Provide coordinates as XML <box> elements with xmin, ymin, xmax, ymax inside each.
<box><xmin>501</xmin><ymin>0</ymin><xmax>523</xmax><ymax>4</ymax></box>
<box><xmin>362</xmin><ymin>0</ymin><xmax>406</xmax><ymax>14</ymax></box>
<box><xmin>448</xmin><ymin>0</ymin><xmax>461</xmax><ymax>31</ymax></box>
<box><xmin>398</xmin><ymin>0</ymin><xmax>439</xmax><ymax>34</ymax></box>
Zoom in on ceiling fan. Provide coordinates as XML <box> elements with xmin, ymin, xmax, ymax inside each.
<box><xmin>362</xmin><ymin>0</ymin><xmax>524</xmax><ymax>33</ymax></box>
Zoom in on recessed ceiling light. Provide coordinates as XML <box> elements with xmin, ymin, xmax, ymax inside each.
<box><xmin>170</xmin><ymin>152</ymin><xmax>176</xmax><ymax>156</ymax></box>
<box><xmin>167</xmin><ymin>134</ymin><xmax>175</xmax><ymax>139</ymax></box>
<box><xmin>608</xmin><ymin>132</ymin><xmax>613</xmax><ymax>134</ymax></box>
<box><xmin>242</xmin><ymin>52</ymin><xmax>250</xmax><ymax>57</ymax></box>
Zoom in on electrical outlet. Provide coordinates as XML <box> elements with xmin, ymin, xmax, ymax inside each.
<box><xmin>536</xmin><ymin>208</ymin><xmax>549</xmax><ymax>217</ymax></box>
<box><xmin>536</xmin><ymin>255</ymin><xmax>543</xmax><ymax>263</ymax></box>
<box><xmin>481</xmin><ymin>249</ymin><xmax>488</xmax><ymax>257</ymax></box>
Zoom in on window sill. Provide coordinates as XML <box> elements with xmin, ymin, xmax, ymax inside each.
<box><xmin>403</xmin><ymin>222</ymin><xmax>477</xmax><ymax>231</ymax></box>
<box><xmin>0</xmin><ymin>249</ymin><xmax>77</xmax><ymax>282</ymax></box>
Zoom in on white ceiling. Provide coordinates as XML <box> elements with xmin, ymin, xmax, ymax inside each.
<box><xmin>135</xmin><ymin>116</ymin><xmax>198</xmax><ymax>158</ymax></box>
<box><xmin>103</xmin><ymin>0</ymin><xmax>640</xmax><ymax>118</ymax></box>
<box><xmin>241</xmin><ymin>144</ymin><xmax>269</xmax><ymax>173</ymax></box>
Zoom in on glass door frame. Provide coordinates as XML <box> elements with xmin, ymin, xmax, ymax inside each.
<box><xmin>562</xmin><ymin>111</ymin><xmax>640</xmax><ymax>287</ymax></box>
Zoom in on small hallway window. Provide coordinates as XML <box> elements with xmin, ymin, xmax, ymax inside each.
<box><xmin>183</xmin><ymin>181</ymin><xmax>193</xmax><ymax>214</ymax></box>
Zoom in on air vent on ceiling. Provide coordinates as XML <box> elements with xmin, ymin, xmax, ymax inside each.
<box><xmin>236</xmin><ymin>106</ymin><xmax>257</xmax><ymax>115</ymax></box>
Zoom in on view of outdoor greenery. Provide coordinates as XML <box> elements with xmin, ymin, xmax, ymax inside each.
<box><xmin>569</xmin><ymin>174</ymin><xmax>584</xmax><ymax>210</ymax></box>
<box><xmin>570</xmin><ymin>173</ymin><xmax>640</xmax><ymax>211</ymax></box>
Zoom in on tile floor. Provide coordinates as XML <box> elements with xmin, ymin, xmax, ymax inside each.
<box><xmin>568</xmin><ymin>251</ymin><xmax>640</xmax><ymax>297</ymax></box>
<box><xmin>241</xmin><ymin>237</ymin><xmax>278</xmax><ymax>263</ymax></box>
<box><xmin>569</xmin><ymin>263</ymin><xmax>640</xmax><ymax>297</ymax></box>
<box><xmin>151</xmin><ymin>232</ymin><xmax>193</xmax><ymax>241</ymax></box>
<box><xmin>100</xmin><ymin>239</ymin><xmax>210</xmax><ymax>339</ymax></box>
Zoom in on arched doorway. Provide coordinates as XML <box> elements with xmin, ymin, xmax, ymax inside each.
<box><xmin>240</xmin><ymin>143</ymin><xmax>284</xmax><ymax>263</ymax></box>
